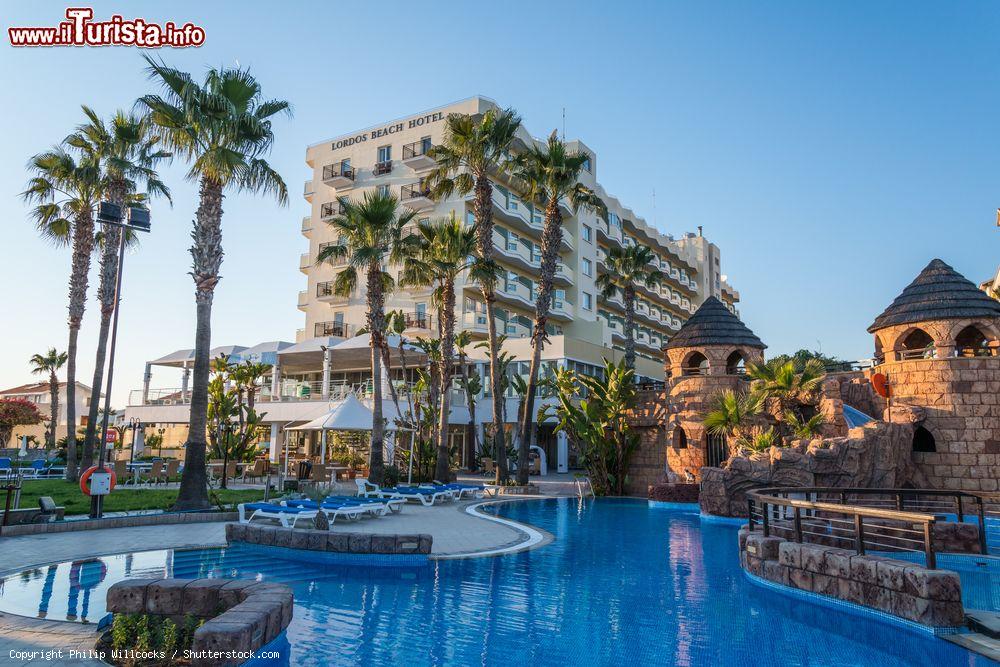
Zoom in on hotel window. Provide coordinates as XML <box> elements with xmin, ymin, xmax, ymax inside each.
<box><xmin>531</xmin><ymin>243</ymin><xmax>541</xmax><ymax>263</ymax></box>
<box><xmin>581</xmin><ymin>155</ymin><xmax>592</xmax><ymax>172</ymax></box>
<box><xmin>377</xmin><ymin>145</ymin><xmax>392</xmax><ymax>163</ymax></box>
<box><xmin>582</xmin><ymin>224</ymin><xmax>592</xmax><ymax>243</ymax></box>
<box><xmin>376</xmin><ymin>184</ymin><xmax>390</xmax><ymax>197</ymax></box>
<box><xmin>582</xmin><ymin>258</ymin><xmax>592</xmax><ymax>277</ymax></box>
<box><xmin>609</xmin><ymin>212</ymin><xmax>621</xmax><ymax>229</ymax></box>
<box><xmin>582</xmin><ymin>292</ymin><xmax>593</xmax><ymax>311</ymax></box>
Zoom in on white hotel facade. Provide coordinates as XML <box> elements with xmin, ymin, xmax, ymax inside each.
<box><xmin>125</xmin><ymin>96</ymin><xmax>740</xmax><ymax>472</ymax></box>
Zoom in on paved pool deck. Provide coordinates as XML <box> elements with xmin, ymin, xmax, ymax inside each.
<box><xmin>0</xmin><ymin>497</ymin><xmax>551</xmax><ymax>665</ymax></box>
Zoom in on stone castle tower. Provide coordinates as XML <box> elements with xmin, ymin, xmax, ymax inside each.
<box><xmin>868</xmin><ymin>258</ymin><xmax>1000</xmax><ymax>491</ymax></box>
<box><xmin>661</xmin><ymin>296</ymin><xmax>766</xmax><ymax>479</ymax></box>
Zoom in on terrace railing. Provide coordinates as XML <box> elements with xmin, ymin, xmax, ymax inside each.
<box><xmin>746</xmin><ymin>486</ymin><xmax>996</xmax><ymax>569</ymax></box>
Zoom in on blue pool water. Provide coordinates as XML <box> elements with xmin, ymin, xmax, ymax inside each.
<box><xmin>0</xmin><ymin>498</ymin><xmax>996</xmax><ymax>666</ymax></box>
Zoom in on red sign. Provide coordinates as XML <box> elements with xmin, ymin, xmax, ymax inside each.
<box><xmin>105</xmin><ymin>430</ymin><xmax>117</xmax><ymax>443</ymax></box>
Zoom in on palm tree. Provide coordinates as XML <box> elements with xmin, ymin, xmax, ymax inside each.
<box><xmin>29</xmin><ymin>348</ymin><xmax>68</xmax><ymax>447</ymax></box>
<box><xmin>454</xmin><ymin>330</ymin><xmax>479</xmax><ymax>467</ymax></box>
<box><xmin>509</xmin><ymin>131</ymin><xmax>607</xmax><ymax>485</ymax></box>
<box><xmin>401</xmin><ymin>213</ymin><xmax>479</xmax><ymax>481</ymax></box>
<box><xmin>67</xmin><ymin>107</ymin><xmax>171</xmax><ymax>470</ymax></box>
<box><xmin>424</xmin><ymin>108</ymin><xmax>521</xmax><ymax>484</ymax></box>
<box><xmin>317</xmin><ymin>191</ymin><xmax>418</xmax><ymax>483</ymax></box>
<box><xmin>746</xmin><ymin>359</ymin><xmax>826</xmax><ymax>419</ymax></box>
<box><xmin>596</xmin><ymin>244</ymin><xmax>664</xmax><ymax>371</ymax></box>
<box><xmin>23</xmin><ymin>147</ymin><xmax>104</xmax><ymax>480</ymax></box>
<box><xmin>703</xmin><ymin>389</ymin><xmax>764</xmax><ymax>441</ymax></box>
<box><xmin>140</xmin><ymin>57</ymin><xmax>290</xmax><ymax>509</ymax></box>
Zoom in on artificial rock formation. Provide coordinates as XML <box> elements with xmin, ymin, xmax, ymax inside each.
<box><xmin>699</xmin><ymin>421</ymin><xmax>926</xmax><ymax>516</ymax></box>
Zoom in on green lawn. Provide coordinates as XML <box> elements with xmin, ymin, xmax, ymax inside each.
<box><xmin>11</xmin><ymin>479</ymin><xmax>267</xmax><ymax>516</ymax></box>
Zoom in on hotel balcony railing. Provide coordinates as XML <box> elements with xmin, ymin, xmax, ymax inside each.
<box><xmin>373</xmin><ymin>161</ymin><xmax>393</xmax><ymax>176</ymax></box>
<box><xmin>401</xmin><ymin>311</ymin><xmax>433</xmax><ymax>330</ymax></box>
<box><xmin>314</xmin><ymin>321</ymin><xmax>353</xmax><ymax>338</ymax></box>
<box><xmin>299</xmin><ymin>252</ymin><xmax>311</xmax><ymax>271</ymax></box>
<box><xmin>301</xmin><ymin>216</ymin><xmax>313</xmax><ymax>233</ymax></box>
<box><xmin>317</xmin><ymin>242</ymin><xmax>347</xmax><ymax>265</ymax></box>
<box><xmin>297</xmin><ymin>290</ymin><xmax>307</xmax><ymax>308</ymax></box>
<box><xmin>304</xmin><ymin>180</ymin><xmax>314</xmax><ymax>200</ymax></box>
<box><xmin>322</xmin><ymin>163</ymin><xmax>356</xmax><ymax>184</ymax></box>
<box><xmin>320</xmin><ymin>201</ymin><xmax>347</xmax><ymax>219</ymax></box>
<box><xmin>316</xmin><ymin>280</ymin><xmax>349</xmax><ymax>300</ymax></box>
<box><xmin>402</xmin><ymin>140</ymin><xmax>437</xmax><ymax>170</ymax></box>
<box><xmin>400</xmin><ymin>183</ymin><xmax>433</xmax><ymax>210</ymax></box>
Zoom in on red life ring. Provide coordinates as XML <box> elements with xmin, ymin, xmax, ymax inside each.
<box><xmin>79</xmin><ymin>465</ymin><xmax>116</xmax><ymax>496</ymax></box>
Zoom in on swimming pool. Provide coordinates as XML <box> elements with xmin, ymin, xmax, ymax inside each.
<box><xmin>0</xmin><ymin>498</ymin><xmax>994</xmax><ymax>666</ymax></box>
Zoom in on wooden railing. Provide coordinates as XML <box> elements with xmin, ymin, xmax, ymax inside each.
<box><xmin>746</xmin><ymin>487</ymin><xmax>994</xmax><ymax>569</ymax></box>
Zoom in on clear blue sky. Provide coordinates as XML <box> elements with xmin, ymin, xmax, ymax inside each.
<box><xmin>2</xmin><ymin>1</ymin><xmax>999</xmax><ymax>406</ymax></box>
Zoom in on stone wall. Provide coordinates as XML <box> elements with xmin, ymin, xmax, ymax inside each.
<box><xmin>106</xmin><ymin>578</ymin><xmax>293</xmax><ymax>666</ymax></box>
<box><xmin>699</xmin><ymin>421</ymin><xmax>923</xmax><ymax>517</ymax></box>
<box><xmin>226</xmin><ymin>522</ymin><xmax>433</xmax><ymax>555</ymax></box>
<box><xmin>739</xmin><ymin>530</ymin><xmax>965</xmax><ymax>627</ymax></box>
<box><xmin>876</xmin><ymin>357</ymin><xmax>1000</xmax><ymax>492</ymax></box>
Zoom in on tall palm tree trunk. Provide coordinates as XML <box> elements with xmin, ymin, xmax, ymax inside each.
<box><xmin>64</xmin><ymin>208</ymin><xmax>95</xmax><ymax>480</ymax></box>
<box><xmin>435</xmin><ymin>279</ymin><xmax>456</xmax><ymax>481</ymax></box>
<box><xmin>517</xmin><ymin>200</ymin><xmax>562</xmax><ymax>484</ymax></box>
<box><xmin>473</xmin><ymin>176</ymin><xmax>508</xmax><ymax>484</ymax></box>
<box><xmin>367</xmin><ymin>265</ymin><xmax>387</xmax><ymax>484</ymax></box>
<box><xmin>458</xmin><ymin>351</ymin><xmax>478</xmax><ymax>469</ymax></box>
<box><xmin>623</xmin><ymin>286</ymin><xmax>637</xmax><ymax>371</ymax></box>
<box><xmin>47</xmin><ymin>370</ymin><xmax>59</xmax><ymax>448</ymax></box>
<box><xmin>174</xmin><ymin>178</ymin><xmax>223</xmax><ymax>510</ymax></box>
<box><xmin>82</xmin><ymin>181</ymin><xmax>127</xmax><ymax>469</ymax></box>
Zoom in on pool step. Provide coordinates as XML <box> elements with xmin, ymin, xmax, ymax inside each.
<box><xmin>944</xmin><ymin>632</ymin><xmax>1000</xmax><ymax>663</ymax></box>
<box><xmin>966</xmin><ymin>610</ymin><xmax>1000</xmax><ymax>638</ymax></box>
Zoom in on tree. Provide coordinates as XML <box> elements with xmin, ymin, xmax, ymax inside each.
<box><xmin>317</xmin><ymin>191</ymin><xmax>418</xmax><ymax>484</ymax></box>
<box><xmin>768</xmin><ymin>349</ymin><xmax>849</xmax><ymax>371</ymax></box>
<box><xmin>703</xmin><ymin>389</ymin><xmax>765</xmax><ymax>443</ymax></box>
<box><xmin>0</xmin><ymin>399</ymin><xmax>44</xmax><ymax>449</ymax></box>
<box><xmin>547</xmin><ymin>359</ymin><xmax>639</xmax><ymax>496</ymax></box>
<box><xmin>509</xmin><ymin>130</ymin><xmax>607</xmax><ymax>485</ymax></box>
<box><xmin>140</xmin><ymin>57</ymin><xmax>290</xmax><ymax>509</ymax></box>
<box><xmin>454</xmin><ymin>330</ymin><xmax>480</xmax><ymax>467</ymax></box>
<box><xmin>28</xmin><ymin>348</ymin><xmax>67</xmax><ymax>447</ymax></box>
<box><xmin>595</xmin><ymin>244</ymin><xmax>663</xmax><ymax>370</ymax></box>
<box><xmin>401</xmin><ymin>213</ymin><xmax>479</xmax><ymax>481</ymax></box>
<box><xmin>424</xmin><ymin>108</ymin><xmax>522</xmax><ymax>484</ymax></box>
<box><xmin>22</xmin><ymin>146</ymin><xmax>104</xmax><ymax>480</ymax></box>
<box><xmin>67</xmin><ymin>107</ymin><xmax>171</xmax><ymax>470</ymax></box>
<box><xmin>746</xmin><ymin>358</ymin><xmax>826</xmax><ymax>426</ymax></box>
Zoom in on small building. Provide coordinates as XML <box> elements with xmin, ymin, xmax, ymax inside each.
<box><xmin>868</xmin><ymin>258</ymin><xmax>1000</xmax><ymax>491</ymax></box>
<box><xmin>0</xmin><ymin>381</ymin><xmax>102</xmax><ymax>448</ymax></box>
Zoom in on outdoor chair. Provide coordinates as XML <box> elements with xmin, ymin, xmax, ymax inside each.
<box><xmin>141</xmin><ymin>461</ymin><xmax>163</xmax><ymax>485</ymax></box>
<box><xmin>157</xmin><ymin>460</ymin><xmax>180</xmax><ymax>485</ymax></box>
<box><xmin>238</xmin><ymin>502</ymin><xmax>319</xmax><ymax>528</ymax></box>
<box><xmin>241</xmin><ymin>459</ymin><xmax>267</xmax><ymax>484</ymax></box>
<box><xmin>113</xmin><ymin>460</ymin><xmax>130</xmax><ymax>486</ymax></box>
<box><xmin>21</xmin><ymin>459</ymin><xmax>50</xmax><ymax>479</ymax></box>
<box><xmin>282</xmin><ymin>498</ymin><xmax>376</xmax><ymax>522</ymax></box>
<box><xmin>432</xmin><ymin>481</ymin><xmax>486</xmax><ymax>499</ymax></box>
<box><xmin>0</xmin><ymin>458</ymin><xmax>12</xmax><ymax>480</ymax></box>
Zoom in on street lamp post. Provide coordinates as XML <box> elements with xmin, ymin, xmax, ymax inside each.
<box><xmin>91</xmin><ymin>202</ymin><xmax>151</xmax><ymax>519</ymax></box>
<box><xmin>157</xmin><ymin>428</ymin><xmax>165</xmax><ymax>459</ymax></box>
<box><xmin>128</xmin><ymin>417</ymin><xmax>141</xmax><ymax>466</ymax></box>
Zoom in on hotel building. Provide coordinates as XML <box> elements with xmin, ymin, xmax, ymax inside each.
<box><xmin>125</xmin><ymin>96</ymin><xmax>741</xmax><ymax>473</ymax></box>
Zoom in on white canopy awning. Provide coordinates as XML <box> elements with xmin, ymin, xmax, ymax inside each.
<box><xmin>289</xmin><ymin>394</ymin><xmax>375</xmax><ymax>431</ymax></box>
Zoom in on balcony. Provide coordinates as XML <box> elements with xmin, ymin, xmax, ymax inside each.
<box><xmin>301</xmin><ymin>216</ymin><xmax>313</xmax><ymax>235</ymax></box>
<box><xmin>373</xmin><ymin>161</ymin><xmax>392</xmax><ymax>176</ymax></box>
<box><xmin>497</xmin><ymin>279</ymin><xmax>534</xmax><ymax>308</ymax></box>
<box><xmin>320</xmin><ymin>201</ymin><xmax>346</xmax><ymax>219</ymax></box>
<box><xmin>549</xmin><ymin>299</ymin><xmax>574</xmax><ymax>321</ymax></box>
<box><xmin>314</xmin><ymin>321</ymin><xmax>352</xmax><ymax>338</ymax></box>
<box><xmin>491</xmin><ymin>187</ymin><xmax>543</xmax><ymax>236</ymax></box>
<box><xmin>318</xmin><ymin>241</ymin><xmax>347</xmax><ymax>266</ymax></box>
<box><xmin>316</xmin><ymin>280</ymin><xmax>348</xmax><ymax>303</ymax></box>
<box><xmin>597</xmin><ymin>221</ymin><xmax>624</xmax><ymax>247</ymax></box>
<box><xmin>299</xmin><ymin>252</ymin><xmax>311</xmax><ymax>273</ymax></box>
<box><xmin>322</xmin><ymin>163</ymin><xmax>356</xmax><ymax>189</ymax></box>
<box><xmin>400</xmin><ymin>183</ymin><xmax>433</xmax><ymax>211</ymax></box>
<box><xmin>503</xmin><ymin>319</ymin><xmax>532</xmax><ymax>339</ymax></box>
<box><xmin>493</xmin><ymin>230</ymin><xmax>536</xmax><ymax>270</ymax></box>
<box><xmin>402</xmin><ymin>140</ymin><xmax>436</xmax><ymax>170</ymax></box>
<box><xmin>596</xmin><ymin>247</ymin><xmax>608</xmax><ymax>269</ymax></box>
<box><xmin>461</xmin><ymin>310</ymin><xmax>491</xmax><ymax>334</ymax></box>
<box><xmin>554</xmin><ymin>263</ymin><xmax>575</xmax><ymax>286</ymax></box>
<box><xmin>297</xmin><ymin>290</ymin><xmax>307</xmax><ymax>310</ymax></box>
<box><xmin>304</xmin><ymin>180</ymin><xmax>314</xmax><ymax>202</ymax></box>
<box><xmin>402</xmin><ymin>311</ymin><xmax>433</xmax><ymax>331</ymax></box>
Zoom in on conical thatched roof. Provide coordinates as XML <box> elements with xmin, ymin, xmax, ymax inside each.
<box><xmin>664</xmin><ymin>297</ymin><xmax>766</xmax><ymax>350</ymax></box>
<box><xmin>868</xmin><ymin>259</ymin><xmax>1000</xmax><ymax>332</ymax></box>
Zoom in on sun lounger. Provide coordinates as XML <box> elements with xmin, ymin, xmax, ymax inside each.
<box><xmin>238</xmin><ymin>502</ymin><xmax>319</xmax><ymax>528</ymax></box>
<box><xmin>355</xmin><ymin>479</ymin><xmax>445</xmax><ymax>506</ymax></box>
<box><xmin>432</xmin><ymin>481</ymin><xmax>486</xmax><ymax>499</ymax></box>
<box><xmin>322</xmin><ymin>495</ymin><xmax>405</xmax><ymax>514</ymax></box>
<box><xmin>282</xmin><ymin>498</ymin><xmax>377</xmax><ymax>522</ymax></box>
